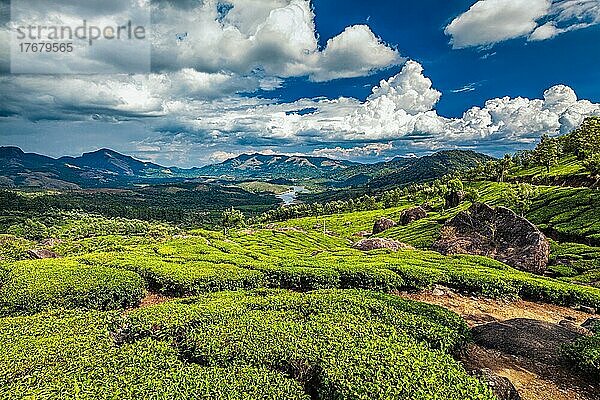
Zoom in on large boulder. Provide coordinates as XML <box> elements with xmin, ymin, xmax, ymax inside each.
<box><xmin>399</xmin><ymin>206</ymin><xmax>428</xmax><ymax>225</ymax></box>
<box><xmin>471</xmin><ymin>369</ymin><xmax>521</xmax><ymax>400</ymax></box>
<box><xmin>433</xmin><ymin>203</ymin><xmax>550</xmax><ymax>274</ymax></box>
<box><xmin>27</xmin><ymin>249</ymin><xmax>59</xmax><ymax>259</ymax></box>
<box><xmin>372</xmin><ymin>217</ymin><xmax>397</xmax><ymax>234</ymax></box>
<box><xmin>472</xmin><ymin>318</ymin><xmax>583</xmax><ymax>365</ymax></box>
<box><xmin>353</xmin><ymin>238</ymin><xmax>414</xmax><ymax>252</ymax></box>
<box><xmin>445</xmin><ymin>190</ymin><xmax>465</xmax><ymax>208</ymax></box>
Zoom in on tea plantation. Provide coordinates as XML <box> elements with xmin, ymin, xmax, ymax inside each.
<box><xmin>2</xmin><ymin>180</ymin><xmax>600</xmax><ymax>398</ymax></box>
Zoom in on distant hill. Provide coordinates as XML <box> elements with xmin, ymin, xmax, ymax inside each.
<box><xmin>330</xmin><ymin>150</ymin><xmax>494</xmax><ymax>189</ymax></box>
<box><xmin>0</xmin><ymin>147</ymin><xmax>494</xmax><ymax>189</ymax></box>
<box><xmin>196</xmin><ymin>153</ymin><xmax>356</xmax><ymax>180</ymax></box>
<box><xmin>368</xmin><ymin>150</ymin><xmax>495</xmax><ymax>188</ymax></box>
<box><xmin>0</xmin><ymin>147</ymin><xmax>188</xmax><ymax>189</ymax></box>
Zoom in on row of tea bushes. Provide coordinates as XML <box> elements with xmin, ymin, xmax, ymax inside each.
<box><xmin>0</xmin><ymin>310</ymin><xmax>309</xmax><ymax>399</ymax></box>
<box><xmin>113</xmin><ymin>289</ymin><xmax>494</xmax><ymax>400</ymax></box>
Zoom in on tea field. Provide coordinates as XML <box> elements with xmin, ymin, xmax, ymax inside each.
<box><xmin>1</xmin><ymin>180</ymin><xmax>600</xmax><ymax>398</ymax></box>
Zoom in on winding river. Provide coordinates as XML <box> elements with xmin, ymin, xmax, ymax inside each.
<box><xmin>276</xmin><ymin>186</ymin><xmax>308</xmax><ymax>205</ymax></box>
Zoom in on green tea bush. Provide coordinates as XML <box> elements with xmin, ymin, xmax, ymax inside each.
<box><xmin>0</xmin><ymin>259</ymin><xmax>145</xmax><ymax>315</ymax></box>
<box><xmin>0</xmin><ymin>235</ymin><xmax>35</xmax><ymax>261</ymax></box>
<box><xmin>564</xmin><ymin>328</ymin><xmax>600</xmax><ymax>378</ymax></box>
<box><xmin>0</xmin><ymin>310</ymin><xmax>309</xmax><ymax>399</ymax></box>
<box><xmin>81</xmin><ymin>253</ymin><xmax>264</xmax><ymax>296</ymax></box>
<box><xmin>138</xmin><ymin>261</ymin><xmax>264</xmax><ymax>296</ymax></box>
<box><xmin>77</xmin><ymin>229</ymin><xmax>600</xmax><ymax>309</ymax></box>
<box><xmin>114</xmin><ymin>290</ymin><xmax>493</xmax><ymax>400</ymax></box>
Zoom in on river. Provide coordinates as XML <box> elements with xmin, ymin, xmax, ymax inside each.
<box><xmin>276</xmin><ymin>186</ymin><xmax>308</xmax><ymax>205</ymax></box>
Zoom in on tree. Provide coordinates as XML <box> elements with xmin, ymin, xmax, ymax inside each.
<box><xmin>583</xmin><ymin>153</ymin><xmax>600</xmax><ymax>177</ymax></box>
<box><xmin>535</xmin><ymin>134</ymin><xmax>560</xmax><ymax>173</ymax></box>
<box><xmin>502</xmin><ymin>183</ymin><xmax>538</xmax><ymax>216</ymax></box>
<box><xmin>499</xmin><ymin>154</ymin><xmax>513</xmax><ymax>182</ymax></box>
<box><xmin>444</xmin><ymin>178</ymin><xmax>465</xmax><ymax>209</ymax></box>
<box><xmin>563</xmin><ymin>116</ymin><xmax>600</xmax><ymax>159</ymax></box>
<box><xmin>221</xmin><ymin>207</ymin><xmax>245</xmax><ymax>235</ymax></box>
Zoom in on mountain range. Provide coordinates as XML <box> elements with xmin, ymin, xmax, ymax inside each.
<box><xmin>0</xmin><ymin>146</ymin><xmax>494</xmax><ymax>189</ymax></box>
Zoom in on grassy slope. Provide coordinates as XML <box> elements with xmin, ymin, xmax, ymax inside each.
<box><xmin>3</xmin><ymin>171</ymin><xmax>600</xmax><ymax>390</ymax></box>
<box><xmin>510</xmin><ymin>155</ymin><xmax>587</xmax><ymax>180</ymax></box>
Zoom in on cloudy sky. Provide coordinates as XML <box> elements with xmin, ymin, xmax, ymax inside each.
<box><xmin>1</xmin><ymin>0</ymin><xmax>599</xmax><ymax>167</ymax></box>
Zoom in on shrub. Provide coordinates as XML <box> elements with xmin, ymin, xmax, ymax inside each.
<box><xmin>0</xmin><ymin>310</ymin><xmax>309</xmax><ymax>399</ymax></box>
<box><xmin>0</xmin><ymin>259</ymin><xmax>145</xmax><ymax>315</ymax></box>
<box><xmin>114</xmin><ymin>290</ymin><xmax>493</xmax><ymax>400</ymax></box>
<box><xmin>564</xmin><ymin>331</ymin><xmax>600</xmax><ymax>378</ymax></box>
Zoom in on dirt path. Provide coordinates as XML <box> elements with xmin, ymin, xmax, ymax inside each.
<box><xmin>399</xmin><ymin>288</ymin><xmax>599</xmax><ymax>400</ymax></box>
<box><xmin>138</xmin><ymin>292</ymin><xmax>173</xmax><ymax>308</ymax></box>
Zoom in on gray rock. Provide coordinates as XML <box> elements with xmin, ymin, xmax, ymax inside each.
<box><xmin>372</xmin><ymin>217</ymin><xmax>397</xmax><ymax>234</ymax></box>
<box><xmin>353</xmin><ymin>238</ymin><xmax>414</xmax><ymax>252</ymax></box>
<box><xmin>27</xmin><ymin>249</ymin><xmax>59</xmax><ymax>259</ymax></box>
<box><xmin>559</xmin><ymin>320</ymin><xmax>591</xmax><ymax>335</ymax></box>
<box><xmin>472</xmin><ymin>318</ymin><xmax>583</xmax><ymax>364</ymax></box>
<box><xmin>399</xmin><ymin>206</ymin><xmax>428</xmax><ymax>225</ymax></box>
<box><xmin>472</xmin><ymin>368</ymin><xmax>521</xmax><ymax>400</ymax></box>
<box><xmin>433</xmin><ymin>203</ymin><xmax>550</xmax><ymax>274</ymax></box>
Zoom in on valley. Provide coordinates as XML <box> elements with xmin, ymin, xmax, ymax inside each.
<box><xmin>1</xmin><ymin>117</ymin><xmax>600</xmax><ymax>399</ymax></box>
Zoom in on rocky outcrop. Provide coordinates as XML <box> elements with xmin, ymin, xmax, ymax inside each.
<box><xmin>445</xmin><ymin>190</ymin><xmax>465</xmax><ymax>208</ymax></box>
<box><xmin>27</xmin><ymin>249</ymin><xmax>59</xmax><ymax>259</ymax></box>
<box><xmin>353</xmin><ymin>238</ymin><xmax>414</xmax><ymax>252</ymax></box>
<box><xmin>472</xmin><ymin>318</ymin><xmax>582</xmax><ymax>364</ymax></box>
<box><xmin>399</xmin><ymin>206</ymin><xmax>427</xmax><ymax>225</ymax></box>
<box><xmin>471</xmin><ymin>369</ymin><xmax>521</xmax><ymax>400</ymax></box>
<box><xmin>372</xmin><ymin>217</ymin><xmax>396</xmax><ymax>234</ymax></box>
<box><xmin>433</xmin><ymin>203</ymin><xmax>550</xmax><ymax>274</ymax></box>
<box><xmin>582</xmin><ymin>318</ymin><xmax>600</xmax><ymax>332</ymax></box>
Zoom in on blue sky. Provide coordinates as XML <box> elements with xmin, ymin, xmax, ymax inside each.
<box><xmin>269</xmin><ymin>0</ymin><xmax>600</xmax><ymax>116</ymax></box>
<box><xmin>1</xmin><ymin>0</ymin><xmax>600</xmax><ymax>167</ymax></box>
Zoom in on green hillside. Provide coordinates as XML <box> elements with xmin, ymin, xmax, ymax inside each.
<box><xmin>2</xmin><ymin>118</ymin><xmax>600</xmax><ymax>397</ymax></box>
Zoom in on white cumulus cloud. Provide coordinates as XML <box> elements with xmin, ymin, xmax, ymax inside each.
<box><xmin>446</xmin><ymin>0</ymin><xmax>600</xmax><ymax>48</ymax></box>
<box><xmin>445</xmin><ymin>0</ymin><xmax>551</xmax><ymax>49</ymax></box>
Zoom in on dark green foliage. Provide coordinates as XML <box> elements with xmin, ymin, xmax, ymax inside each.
<box><xmin>535</xmin><ymin>134</ymin><xmax>561</xmax><ymax>173</ymax></box>
<box><xmin>0</xmin><ymin>185</ymin><xmax>277</xmax><ymax>229</ymax></box>
<box><xmin>0</xmin><ymin>259</ymin><xmax>145</xmax><ymax>315</ymax></box>
<box><xmin>222</xmin><ymin>207</ymin><xmax>245</xmax><ymax>235</ymax></box>
<box><xmin>562</xmin><ymin>116</ymin><xmax>600</xmax><ymax>160</ymax></box>
<box><xmin>564</xmin><ymin>329</ymin><xmax>600</xmax><ymax>378</ymax></box>
<box><xmin>583</xmin><ymin>153</ymin><xmax>600</xmax><ymax>176</ymax></box>
<box><xmin>501</xmin><ymin>183</ymin><xmax>539</xmax><ymax>216</ymax></box>
<box><xmin>365</xmin><ymin>150</ymin><xmax>493</xmax><ymax>189</ymax></box>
